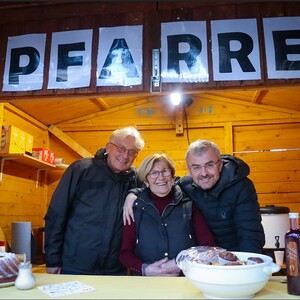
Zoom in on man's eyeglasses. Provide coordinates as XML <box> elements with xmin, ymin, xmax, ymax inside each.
<box><xmin>148</xmin><ymin>169</ymin><xmax>172</xmax><ymax>179</ymax></box>
<box><xmin>189</xmin><ymin>160</ymin><xmax>220</xmax><ymax>172</ymax></box>
<box><xmin>109</xmin><ymin>142</ymin><xmax>138</xmax><ymax>158</ymax></box>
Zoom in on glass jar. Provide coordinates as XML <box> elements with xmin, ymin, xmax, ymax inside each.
<box><xmin>15</xmin><ymin>261</ymin><xmax>36</xmax><ymax>290</ymax></box>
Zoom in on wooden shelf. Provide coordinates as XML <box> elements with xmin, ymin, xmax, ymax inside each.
<box><xmin>0</xmin><ymin>153</ymin><xmax>68</xmax><ymax>186</ymax></box>
<box><xmin>0</xmin><ymin>153</ymin><xmax>56</xmax><ymax>169</ymax></box>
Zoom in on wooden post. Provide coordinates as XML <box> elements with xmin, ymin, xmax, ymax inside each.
<box><xmin>176</xmin><ymin>104</ymin><xmax>184</xmax><ymax>135</ymax></box>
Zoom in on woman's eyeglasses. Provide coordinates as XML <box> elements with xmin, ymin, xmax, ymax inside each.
<box><xmin>148</xmin><ymin>169</ymin><xmax>172</xmax><ymax>179</ymax></box>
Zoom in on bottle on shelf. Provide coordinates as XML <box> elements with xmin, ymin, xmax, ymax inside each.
<box><xmin>285</xmin><ymin>212</ymin><xmax>300</xmax><ymax>295</ymax></box>
<box><xmin>0</xmin><ymin>240</ymin><xmax>5</xmax><ymax>252</ymax></box>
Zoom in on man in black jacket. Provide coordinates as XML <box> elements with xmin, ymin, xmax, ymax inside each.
<box><xmin>179</xmin><ymin>139</ymin><xmax>265</xmax><ymax>253</ymax></box>
<box><xmin>44</xmin><ymin>126</ymin><xmax>144</xmax><ymax>275</ymax></box>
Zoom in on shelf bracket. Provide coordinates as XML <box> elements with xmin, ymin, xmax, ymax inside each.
<box><xmin>0</xmin><ymin>157</ymin><xmax>17</xmax><ymax>184</ymax></box>
<box><xmin>36</xmin><ymin>169</ymin><xmax>48</xmax><ymax>188</ymax></box>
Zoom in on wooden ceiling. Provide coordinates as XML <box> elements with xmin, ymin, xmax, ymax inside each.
<box><xmin>5</xmin><ymin>87</ymin><xmax>300</xmax><ymax>127</ymax></box>
<box><xmin>1</xmin><ymin>1</ymin><xmax>300</xmax><ymax>125</ymax></box>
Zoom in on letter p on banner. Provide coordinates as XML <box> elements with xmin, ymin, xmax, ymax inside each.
<box><xmin>2</xmin><ymin>33</ymin><xmax>46</xmax><ymax>91</ymax></box>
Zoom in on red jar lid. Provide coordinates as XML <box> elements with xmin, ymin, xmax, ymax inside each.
<box><xmin>0</xmin><ymin>241</ymin><xmax>5</xmax><ymax>246</ymax></box>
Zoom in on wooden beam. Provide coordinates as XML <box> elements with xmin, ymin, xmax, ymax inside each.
<box><xmin>3</xmin><ymin>103</ymin><xmax>48</xmax><ymax>130</ymax></box>
<box><xmin>0</xmin><ymin>104</ymin><xmax>3</xmax><ymax>134</ymax></box>
<box><xmin>175</xmin><ymin>105</ymin><xmax>184</xmax><ymax>135</ymax></box>
<box><xmin>224</xmin><ymin>122</ymin><xmax>233</xmax><ymax>155</ymax></box>
<box><xmin>48</xmin><ymin>125</ymin><xmax>93</xmax><ymax>158</ymax></box>
<box><xmin>90</xmin><ymin>98</ymin><xmax>110</xmax><ymax>110</ymax></box>
<box><xmin>251</xmin><ymin>90</ymin><xmax>269</xmax><ymax>104</ymax></box>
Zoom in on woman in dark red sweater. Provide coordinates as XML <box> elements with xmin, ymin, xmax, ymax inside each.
<box><xmin>119</xmin><ymin>153</ymin><xmax>216</xmax><ymax>276</ymax></box>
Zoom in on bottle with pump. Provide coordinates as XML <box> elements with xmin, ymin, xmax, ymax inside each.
<box><xmin>285</xmin><ymin>212</ymin><xmax>300</xmax><ymax>295</ymax></box>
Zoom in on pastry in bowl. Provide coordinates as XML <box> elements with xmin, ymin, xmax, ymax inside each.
<box><xmin>0</xmin><ymin>252</ymin><xmax>19</xmax><ymax>284</ymax></box>
<box><xmin>176</xmin><ymin>247</ymin><xmax>280</xmax><ymax>299</ymax></box>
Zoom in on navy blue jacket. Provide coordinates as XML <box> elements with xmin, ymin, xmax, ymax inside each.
<box><xmin>179</xmin><ymin>154</ymin><xmax>265</xmax><ymax>253</ymax></box>
<box><xmin>133</xmin><ymin>185</ymin><xmax>196</xmax><ymax>263</ymax></box>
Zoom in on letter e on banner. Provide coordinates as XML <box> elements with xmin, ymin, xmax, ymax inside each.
<box><xmin>263</xmin><ymin>16</ymin><xmax>300</xmax><ymax>79</ymax></box>
<box><xmin>2</xmin><ymin>33</ymin><xmax>46</xmax><ymax>91</ymax></box>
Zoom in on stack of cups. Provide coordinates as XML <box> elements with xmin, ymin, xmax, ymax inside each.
<box><xmin>274</xmin><ymin>250</ymin><xmax>285</xmax><ymax>266</ymax></box>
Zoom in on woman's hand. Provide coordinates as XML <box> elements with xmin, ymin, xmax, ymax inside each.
<box><xmin>144</xmin><ymin>258</ymin><xmax>181</xmax><ymax>277</ymax></box>
<box><xmin>161</xmin><ymin>259</ymin><xmax>181</xmax><ymax>276</ymax></box>
<box><xmin>123</xmin><ymin>193</ymin><xmax>137</xmax><ymax>225</ymax></box>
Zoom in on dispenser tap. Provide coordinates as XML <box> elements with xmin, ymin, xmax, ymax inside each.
<box><xmin>275</xmin><ymin>235</ymin><xmax>280</xmax><ymax>248</ymax></box>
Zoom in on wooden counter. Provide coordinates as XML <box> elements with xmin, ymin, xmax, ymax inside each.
<box><xmin>0</xmin><ymin>274</ymin><xmax>298</xmax><ymax>299</ymax></box>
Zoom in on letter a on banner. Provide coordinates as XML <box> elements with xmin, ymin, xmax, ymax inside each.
<box><xmin>2</xmin><ymin>33</ymin><xmax>46</xmax><ymax>91</ymax></box>
<box><xmin>97</xmin><ymin>25</ymin><xmax>142</xmax><ymax>86</ymax></box>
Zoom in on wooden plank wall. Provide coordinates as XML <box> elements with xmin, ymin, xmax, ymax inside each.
<box><xmin>47</xmin><ymin>95</ymin><xmax>300</xmax><ymax>217</ymax></box>
<box><xmin>1</xmin><ymin>95</ymin><xmax>300</xmax><ymax>256</ymax></box>
<box><xmin>1</xmin><ymin>92</ymin><xmax>300</xmax><ymax>257</ymax></box>
<box><xmin>0</xmin><ymin>105</ymin><xmax>51</xmax><ymax>254</ymax></box>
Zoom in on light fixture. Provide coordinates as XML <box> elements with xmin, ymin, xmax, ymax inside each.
<box><xmin>170</xmin><ymin>92</ymin><xmax>181</xmax><ymax>105</ymax></box>
<box><xmin>170</xmin><ymin>93</ymin><xmax>193</xmax><ymax>107</ymax></box>
<box><xmin>183</xmin><ymin>97</ymin><xmax>193</xmax><ymax>107</ymax></box>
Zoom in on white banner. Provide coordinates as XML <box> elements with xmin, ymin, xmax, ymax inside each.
<box><xmin>263</xmin><ymin>16</ymin><xmax>300</xmax><ymax>79</ymax></box>
<box><xmin>1</xmin><ymin>17</ymin><xmax>300</xmax><ymax>91</ymax></box>
<box><xmin>161</xmin><ymin>21</ymin><xmax>208</xmax><ymax>83</ymax></box>
<box><xmin>211</xmin><ymin>18</ymin><xmax>261</xmax><ymax>81</ymax></box>
<box><xmin>97</xmin><ymin>25</ymin><xmax>143</xmax><ymax>86</ymax></box>
<box><xmin>48</xmin><ymin>29</ymin><xmax>93</xmax><ymax>89</ymax></box>
<box><xmin>3</xmin><ymin>33</ymin><xmax>46</xmax><ymax>91</ymax></box>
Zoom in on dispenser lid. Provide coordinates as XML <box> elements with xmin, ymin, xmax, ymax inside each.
<box><xmin>260</xmin><ymin>205</ymin><xmax>290</xmax><ymax>214</ymax></box>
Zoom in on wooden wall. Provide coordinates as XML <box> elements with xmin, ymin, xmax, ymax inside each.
<box><xmin>0</xmin><ymin>0</ymin><xmax>300</xmax><ymax>257</ymax></box>
<box><xmin>47</xmin><ymin>94</ymin><xmax>300</xmax><ymax>214</ymax></box>
<box><xmin>0</xmin><ymin>104</ymin><xmax>51</xmax><ymax>255</ymax></box>
<box><xmin>0</xmin><ymin>91</ymin><xmax>300</xmax><ymax>257</ymax></box>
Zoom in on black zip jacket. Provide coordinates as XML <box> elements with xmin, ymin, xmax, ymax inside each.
<box><xmin>178</xmin><ymin>154</ymin><xmax>265</xmax><ymax>253</ymax></box>
<box><xmin>44</xmin><ymin>148</ymin><xmax>140</xmax><ymax>275</ymax></box>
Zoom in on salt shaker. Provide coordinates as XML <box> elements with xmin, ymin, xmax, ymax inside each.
<box><xmin>15</xmin><ymin>260</ymin><xmax>36</xmax><ymax>290</ymax></box>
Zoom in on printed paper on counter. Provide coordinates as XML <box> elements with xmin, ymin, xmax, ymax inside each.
<box><xmin>38</xmin><ymin>281</ymin><xmax>96</xmax><ymax>297</ymax></box>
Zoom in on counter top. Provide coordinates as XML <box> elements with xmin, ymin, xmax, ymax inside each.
<box><xmin>1</xmin><ymin>274</ymin><xmax>298</xmax><ymax>299</ymax></box>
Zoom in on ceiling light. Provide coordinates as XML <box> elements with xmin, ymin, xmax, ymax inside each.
<box><xmin>170</xmin><ymin>93</ymin><xmax>181</xmax><ymax>105</ymax></box>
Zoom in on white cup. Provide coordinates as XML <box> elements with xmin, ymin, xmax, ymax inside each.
<box><xmin>274</xmin><ymin>250</ymin><xmax>285</xmax><ymax>266</ymax></box>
